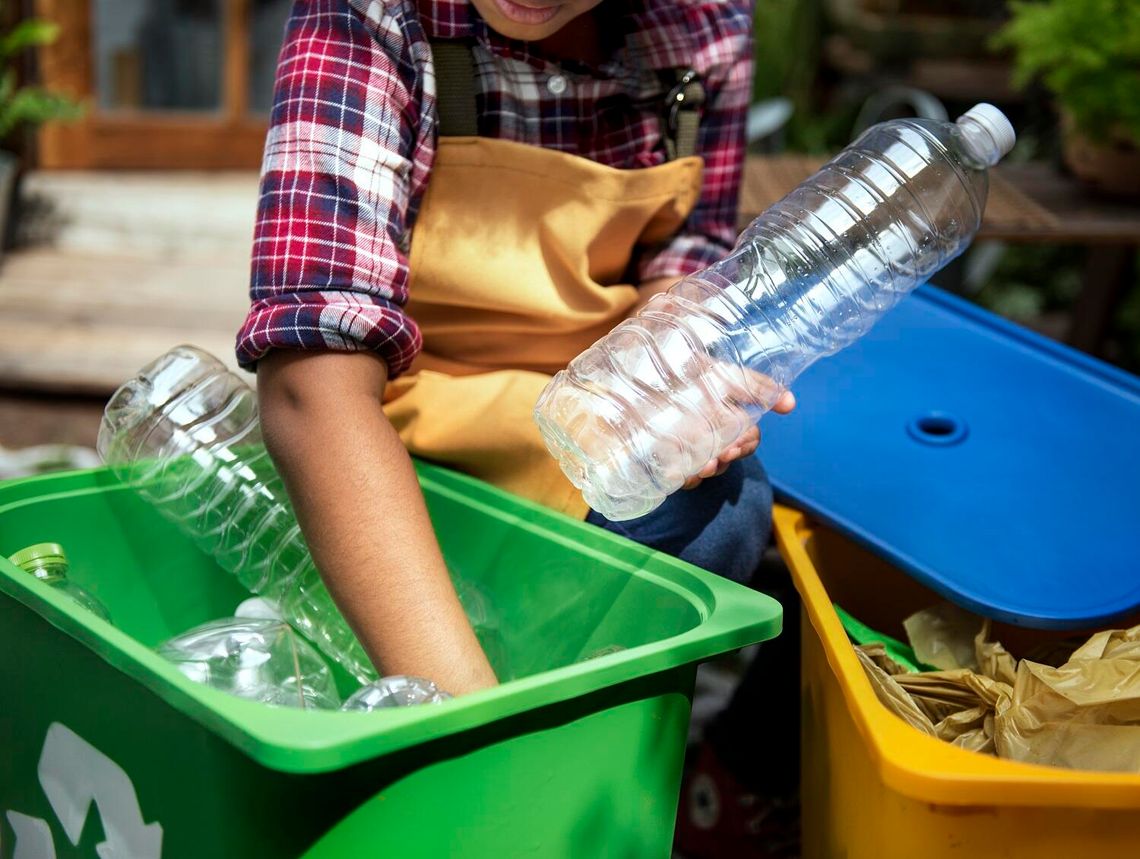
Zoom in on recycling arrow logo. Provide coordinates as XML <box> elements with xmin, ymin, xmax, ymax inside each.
<box><xmin>5</xmin><ymin>723</ymin><xmax>163</xmax><ymax>858</ymax></box>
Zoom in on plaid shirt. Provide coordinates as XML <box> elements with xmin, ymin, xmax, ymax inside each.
<box><xmin>237</xmin><ymin>0</ymin><xmax>754</xmax><ymax>377</ymax></box>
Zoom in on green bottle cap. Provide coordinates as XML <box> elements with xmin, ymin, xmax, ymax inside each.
<box><xmin>8</xmin><ymin>542</ymin><xmax>68</xmax><ymax>571</ymax></box>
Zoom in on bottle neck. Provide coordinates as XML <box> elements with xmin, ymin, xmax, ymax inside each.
<box><xmin>19</xmin><ymin>560</ymin><xmax>67</xmax><ymax>585</ymax></box>
<box><xmin>955</xmin><ymin>116</ymin><xmax>1004</xmax><ymax>168</ymax></box>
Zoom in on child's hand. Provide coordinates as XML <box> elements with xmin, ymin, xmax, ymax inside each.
<box><xmin>682</xmin><ymin>390</ymin><xmax>796</xmax><ymax>490</ymax></box>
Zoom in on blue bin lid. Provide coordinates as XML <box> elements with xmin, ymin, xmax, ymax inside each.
<box><xmin>760</xmin><ymin>286</ymin><xmax>1140</xmax><ymax>630</ymax></box>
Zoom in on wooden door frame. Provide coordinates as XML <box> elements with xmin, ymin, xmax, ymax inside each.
<box><xmin>34</xmin><ymin>0</ymin><xmax>268</xmax><ymax>169</ymax></box>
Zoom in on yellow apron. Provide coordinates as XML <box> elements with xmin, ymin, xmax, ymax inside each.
<box><xmin>383</xmin><ymin>112</ymin><xmax>702</xmax><ymax>519</ymax></box>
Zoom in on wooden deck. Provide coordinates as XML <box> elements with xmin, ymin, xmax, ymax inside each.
<box><xmin>739</xmin><ymin>156</ymin><xmax>1140</xmax><ymax>245</ymax></box>
<box><xmin>0</xmin><ymin>247</ymin><xmax>250</xmax><ymax>395</ymax></box>
<box><xmin>0</xmin><ymin>171</ymin><xmax>257</xmax><ymax>397</ymax></box>
<box><xmin>1</xmin><ymin>159</ymin><xmax>1136</xmax><ymax>426</ymax></box>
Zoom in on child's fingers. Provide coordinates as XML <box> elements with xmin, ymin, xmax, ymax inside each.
<box><xmin>683</xmin><ymin>456</ymin><xmax>720</xmax><ymax>490</ymax></box>
<box><xmin>682</xmin><ymin>423</ymin><xmax>763</xmax><ymax>490</ymax></box>
<box><xmin>737</xmin><ymin>424</ymin><xmax>761</xmax><ymax>445</ymax></box>
<box><xmin>737</xmin><ymin>435</ymin><xmax>760</xmax><ymax>458</ymax></box>
<box><xmin>772</xmin><ymin>390</ymin><xmax>797</xmax><ymax>415</ymax></box>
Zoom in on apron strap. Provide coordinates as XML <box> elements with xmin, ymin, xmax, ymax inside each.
<box><xmin>664</xmin><ymin>69</ymin><xmax>705</xmax><ymax>161</ymax></box>
<box><xmin>431</xmin><ymin>40</ymin><xmax>479</xmax><ymax>137</ymax></box>
<box><xmin>428</xmin><ymin>39</ymin><xmax>703</xmax><ymax>159</ymax></box>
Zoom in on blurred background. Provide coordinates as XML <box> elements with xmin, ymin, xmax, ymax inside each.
<box><xmin>0</xmin><ymin>0</ymin><xmax>1137</xmax><ymax>472</ymax></box>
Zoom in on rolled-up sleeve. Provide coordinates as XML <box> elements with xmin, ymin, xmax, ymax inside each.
<box><xmin>237</xmin><ymin>0</ymin><xmax>430</xmax><ymax>378</ymax></box>
<box><xmin>637</xmin><ymin>2</ymin><xmax>753</xmax><ymax>282</ymax></box>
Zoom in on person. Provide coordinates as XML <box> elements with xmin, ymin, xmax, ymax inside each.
<box><xmin>238</xmin><ymin>2</ymin><xmax>798</xmax><ymax>847</ymax></box>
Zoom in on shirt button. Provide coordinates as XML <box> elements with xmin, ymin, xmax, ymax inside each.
<box><xmin>546</xmin><ymin>74</ymin><xmax>568</xmax><ymax>95</ymax></box>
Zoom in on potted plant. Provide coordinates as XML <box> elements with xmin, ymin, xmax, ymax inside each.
<box><xmin>0</xmin><ymin>13</ymin><xmax>81</xmax><ymax>255</ymax></box>
<box><xmin>994</xmin><ymin>0</ymin><xmax>1140</xmax><ymax>198</ymax></box>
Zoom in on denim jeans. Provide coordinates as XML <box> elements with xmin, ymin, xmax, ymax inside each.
<box><xmin>585</xmin><ymin>455</ymin><xmax>774</xmax><ymax>584</ymax></box>
<box><xmin>587</xmin><ymin>454</ymin><xmax>800</xmax><ymax>795</ymax></box>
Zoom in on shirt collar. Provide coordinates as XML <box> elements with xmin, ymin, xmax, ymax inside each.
<box><xmin>417</xmin><ymin>0</ymin><xmax>480</xmax><ymax>40</ymax></box>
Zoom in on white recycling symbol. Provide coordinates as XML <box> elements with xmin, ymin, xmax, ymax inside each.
<box><xmin>4</xmin><ymin>723</ymin><xmax>163</xmax><ymax>858</ymax></box>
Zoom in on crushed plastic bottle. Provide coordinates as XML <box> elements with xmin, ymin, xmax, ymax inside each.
<box><xmin>97</xmin><ymin>346</ymin><xmax>378</xmax><ymax>684</ymax></box>
<box><xmin>158</xmin><ymin>617</ymin><xmax>341</xmax><ymax>710</ymax></box>
<box><xmin>340</xmin><ymin>676</ymin><xmax>452</xmax><ymax>711</ymax></box>
<box><xmin>8</xmin><ymin>542</ymin><xmax>111</xmax><ymax>622</ymax></box>
<box><xmin>535</xmin><ymin>104</ymin><xmax>1016</xmax><ymax>521</ymax></box>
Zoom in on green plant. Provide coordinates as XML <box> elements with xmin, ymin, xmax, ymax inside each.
<box><xmin>971</xmin><ymin>244</ymin><xmax>1083</xmax><ymax>322</ymax></box>
<box><xmin>993</xmin><ymin>0</ymin><xmax>1140</xmax><ymax>143</ymax></box>
<box><xmin>751</xmin><ymin>0</ymin><xmax>859</xmax><ymax>153</ymax></box>
<box><xmin>0</xmin><ymin>17</ymin><xmax>82</xmax><ymax>144</ymax></box>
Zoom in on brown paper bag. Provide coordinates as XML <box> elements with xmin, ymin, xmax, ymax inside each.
<box><xmin>995</xmin><ymin>627</ymin><xmax>1140</xmax><ymax>771</ymax></box>
<box><xmin>853</xmin><ymin>616</ymin><xmax>1140</xmax><ymax>771</ymax></box>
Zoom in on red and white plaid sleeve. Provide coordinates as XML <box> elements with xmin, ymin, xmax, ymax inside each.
<box><xmin>637</xmin><ymin>0</ymin><xmax>753</xmax><ymax>283</ymax></box>
<box><xmin>236</xmin><ymin>0</ymin><xmax>432</xmax><ymax>378</ymax></box>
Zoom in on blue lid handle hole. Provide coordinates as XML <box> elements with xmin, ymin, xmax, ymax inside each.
<box><xmin>907</xmin><ymin>412</ymin><xmax>968</xmax><ymax>446</ymax></box>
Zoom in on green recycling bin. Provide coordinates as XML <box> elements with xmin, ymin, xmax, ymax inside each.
<box><xmin>0</xmin><ymin>461</ymin><xmax>780</xmax><ymax>858</ymax></box>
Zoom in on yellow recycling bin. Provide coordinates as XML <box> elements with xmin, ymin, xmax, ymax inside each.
<box><xmin>773</xmin><ymin>504</ymin><xmax>1140</xmax><ymax>859</ymax></box>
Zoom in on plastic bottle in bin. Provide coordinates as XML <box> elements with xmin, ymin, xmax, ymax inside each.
<box><xmin>96</xmin><ymin>346</ymin><xmax>378</xmax><ymax>684</ymax></box>
<box><xmin>158</xmin><ymin>617</ymin><xmax>341</xmax><ymax>710</ymax></box>
<box><xmin>341</xmin><ymin>675</ymin><xmax>452</xmax><ymax>711</ymax></box>
<box><xmin>534</xmin><ymin>104</ymin><xmax>1016</xmax><ymax>521</ymax></box>
<box><xmin>8</xmin><ymin>542</ymin><xmax>111</xmax><ymax>622</ymax></box>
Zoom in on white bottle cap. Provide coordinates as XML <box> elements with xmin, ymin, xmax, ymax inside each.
<box><xmin>961</xmin><ymin>103</ymin><xmax>1016</xmax><ymax>159</ymax></box>
<box><xmin>234</xmin><ymin>597</ymin><xmax>283</xmax><ymax>620</ymax></box>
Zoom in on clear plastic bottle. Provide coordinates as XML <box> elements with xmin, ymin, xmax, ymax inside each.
<box><xmin>341</xmin><ymin>675</ymin><xmax>451</xmax><ymax>711</ymax></box>
<box><xmin>97</xmin><ymin>346</ymin><xmax>378</xmax><ymax>684</ymax></box>
<box><xmin>535</xmin><ymin>104</ymin><xmax>1016</xmax><ymax>521</ymax></box>
<box><xmin>158</xmin><ymin>617</ymin><xmax>341</xmax><ymax>710</ymax></box>
<box><xmin>8</xmin><ymin>542</ymin><xmax>112</xmax><ymax>622</ymax></box>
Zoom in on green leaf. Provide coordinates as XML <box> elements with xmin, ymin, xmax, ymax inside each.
<box><xmin>0</xmin><ymin>87</ymin><xmax>83</xmax><ymax>138</ymax></box>
<box><xmin>0</xmin><ymin>15</ymin><xmax>83</xmax><ymax>140</ymax></box>
<box><xmin>0</xmin><ymin>19</ymin><xmax>60</xmax><ymax>61</ymax></box>
<box><xmin>992</xmin><ymin>0</ymin><xmax>1140</xmax><ymax>141</ymax></box>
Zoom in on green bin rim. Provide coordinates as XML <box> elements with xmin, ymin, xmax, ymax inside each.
<box><xmin>0</xmin><ymin>462</ymin><xmax>781</xmax><ymax>774</ymax></box>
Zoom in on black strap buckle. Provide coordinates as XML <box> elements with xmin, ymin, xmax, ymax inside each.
<box><xmin>666</xmin><ymin>69</ymin><xmax>705</xmax><ymax>138</ymax></box>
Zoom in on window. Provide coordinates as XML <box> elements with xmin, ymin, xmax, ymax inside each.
<box><xmin>35</xmin><ymin>0</ymin><xmax>293</xmax><ymax>168</ymax></box>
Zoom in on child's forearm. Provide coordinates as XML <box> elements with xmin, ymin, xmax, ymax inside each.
<box><xmin>257</xmin><ymin>349</ymin><xmax>497</xmax><ymax>695</ymax></box>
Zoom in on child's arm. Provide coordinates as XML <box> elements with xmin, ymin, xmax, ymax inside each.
<box><xmin>258</xmin><ymin>349</ymin><xmax>497</xmax><ymax>694</ymax></box>
<box><xmin>235</xmin><ymin>3</ymin><xmax>494</xmax><ymax>692</ymax></box>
